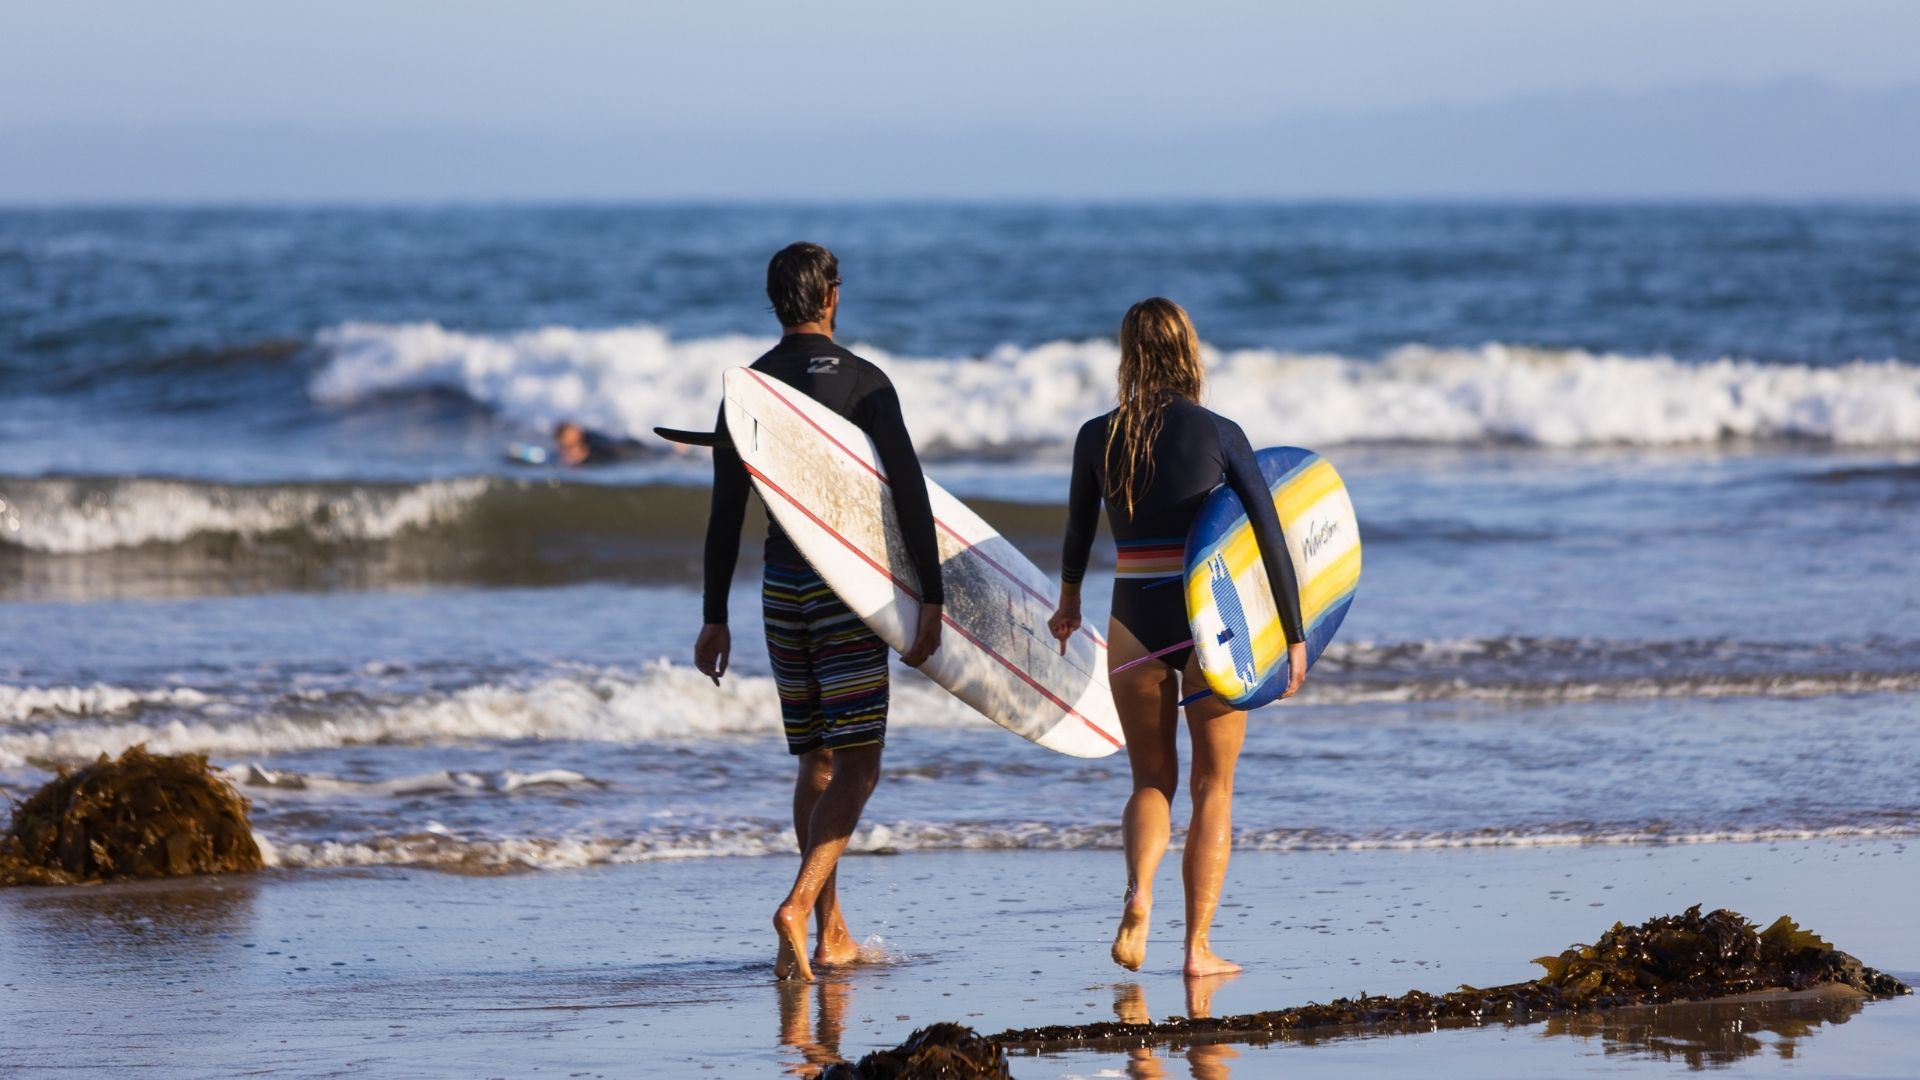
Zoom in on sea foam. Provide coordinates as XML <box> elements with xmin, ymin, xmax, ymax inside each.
<box><xmin>261</xmin><ymin>820</ymin><xmax>1920</xmax><ymax>873</ymax></box>
<box><xmin>313</xmin><ymin>321</ymin><xmax>1920</xmax><ymax>449</ymax></box>
<box><xmin>0</xmin><ymin>663</ymin><xmax>986</xmax><ymax>768</ymax></box>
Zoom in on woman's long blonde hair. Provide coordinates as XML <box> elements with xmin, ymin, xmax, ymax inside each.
<box><xmin>1105</xmin><ymin>297</ymin><xmax>1205</xmax><ymax>517</ymax></box>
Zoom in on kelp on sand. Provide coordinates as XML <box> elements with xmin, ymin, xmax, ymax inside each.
<box><xmin>1</xmin><ymin>745</ymin><xmax>262</xmax><ymax>886</ymax></box>
<box><xmin>828</xmin><ymin>907</ymin><xmax>1909</xmax><ymax>1076</ymax></box>
<box><xmin>995</xmin><ymin>906</ymin><xmax>1910</xmax><ymax>1052</ymax></box>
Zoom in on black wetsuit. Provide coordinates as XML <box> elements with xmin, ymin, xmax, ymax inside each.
<box><xmin>702</xmin><ymin>333</ymin><xmax>944</xmax><ymax>625</ymax></box>
<box><xmin>578</xmin><ymin>430</ymin><xmax>642</xmax><ymax>465</ymax></box>
<box><xmin>1061</xmin><ymin>398</ymin><xmax>1304</xmax><ymax>671</ymax></box>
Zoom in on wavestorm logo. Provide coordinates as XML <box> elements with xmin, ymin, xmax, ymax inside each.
<box><xmin>1302</xmin><ymin>519</ymin><xmax>1341</xmax><ymax>563</ymax></box>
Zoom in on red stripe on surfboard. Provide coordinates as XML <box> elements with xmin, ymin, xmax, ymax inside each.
<box><xmin>744</xmin><ymin>461</ymin><xmax>1121</xmax><ymax>750</ymax></box>
<box><xmin>740</xmin><ymin>367</ymin><xmax>1108</xmax><ymax>650</ymax></box>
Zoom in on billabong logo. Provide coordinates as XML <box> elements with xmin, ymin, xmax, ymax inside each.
<box><xmin>807</xmin><ymin>357</ymin><xmax>841</xmax><ymax>374</ymax></box>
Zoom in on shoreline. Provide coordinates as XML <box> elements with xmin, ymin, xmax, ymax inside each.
<box><xmin>4</xmin><ymin>838</ymin><xmax>1915</xmax><ymax>1077</ymax></box>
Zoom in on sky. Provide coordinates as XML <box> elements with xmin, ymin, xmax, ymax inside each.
<box><xmin>3</xmin><ymin>0</ymin><xmax>1918</xmax><ymax>200</ymax></box>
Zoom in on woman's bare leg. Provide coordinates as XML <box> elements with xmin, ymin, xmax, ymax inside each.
<box><xmin>1106</xmin><ymin>620</ymin><xmax>1180</xmax><ymax>971</ymax></box>
<box><xmin>1180</xmin><ymin>654</ymin><xmax>1246</xmax><ymax>977</ymax></box>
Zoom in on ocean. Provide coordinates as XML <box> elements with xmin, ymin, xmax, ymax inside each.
<box><xmin>2</xmin><ymin>203</ymin><xmax>1917</xmax><ymax>874</ymax></box>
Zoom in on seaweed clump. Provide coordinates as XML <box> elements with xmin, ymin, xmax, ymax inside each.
<box><xmin>1528</xmin><ymin>905</ymin><xmax>1910</xmax><ymax>1003</ymax></box>
<box><xmin>991</xmin><ymin>906</ymin><xmax>1911</xmax><ymax>1051</ymax></box>
<box><xmin>0</xmin><ymin>746</ymin><xmax>262</xmax><ymax>886</ymax></box>
<box><xmin>822</xmin><ymin>1023</ymin><xmax>1011</xmax><ymax>1080</ymax></box>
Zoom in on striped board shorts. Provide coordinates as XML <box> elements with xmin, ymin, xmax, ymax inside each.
<box><xmin>762</xmin><ymin>561</ymin><xmax>890</xmax><ymax>755</ymax></box>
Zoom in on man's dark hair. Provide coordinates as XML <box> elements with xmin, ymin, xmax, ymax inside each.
<box><xmin>766</xmin><ymin>243</ymin><xmax>840</xmax><ymax>327</ymax></box>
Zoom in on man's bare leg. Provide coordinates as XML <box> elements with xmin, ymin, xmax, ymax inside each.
<box><xmin>775</xmin><ymin>743</ymin><xmax>883</xmax><ymax>981</ymax></box>
<box><xmin>793</xmin><ymin>749</ymin><xmax>860</xmax><ymax>967</ymax></box>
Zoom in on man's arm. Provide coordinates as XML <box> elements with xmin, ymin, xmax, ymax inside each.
<box><xmin>1049</xmin><ymin>418</ymin><xmax>1104</xmax><ymax>655</ymax></box>
<box><xmin>697</xmin><ymin>405</ymin><xmax>748</xmax><ymax>683</ymax></box>
<box><xmin>858</xmin><ymin>383</ymin><xmax>944</xmax><ymax>667</ymax></box>
<box><xmin>1060</xmin><ymin>417</ymin><xmax>1103</xmax><ymax>590</ymax></box>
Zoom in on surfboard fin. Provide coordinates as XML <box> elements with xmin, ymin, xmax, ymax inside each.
<box><xmin>653</xmin><ymin>427</ymin><xmax>734</xmax><ymax>449</ymax></box>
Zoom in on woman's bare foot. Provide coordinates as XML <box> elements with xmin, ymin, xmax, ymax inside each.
<box><xmin>773</xmin><ymin>904</ymin><xmax>815</xmax><ymax>982</ymax></box>
<box><xmin>1110</xmin><ymin>889</ymin><xmax>1152</xmax><ymax>971</ymax></box>
<box><xmin>1183</xmin><ymin>942</ymin><xmax>1241</xmax><ymax>978</ymax></box>
<box><xmin>1184</xmin><ymin>969</ymin><xmax>1239</xmax><ymax>1018</ymax></box>
<box><xmin>812</xmin><ymin>917</ymin><xmax>861</xmax><ymax>968</ymax></box>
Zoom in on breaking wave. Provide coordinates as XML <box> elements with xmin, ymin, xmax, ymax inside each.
<box><xmin>6</xmin><ymin>636</ymin><xmax>1913</xmax><ymax>767</ymax></box>
<box><xmin>0</xmin><ymin>683</ymin><xmax>211</xmax><ymax>724</ymax></box>
<box><xmin>0</xmin><ymin>475</ymin><xmax>489</xmax><ymax>555</ymax></box>
<box><xmin>0</xmin><ymin>664</ymin><xmax>986</xmax><ymax>768</ymax></box>
<box><xmin>313</xmin><ymin>321</ymin><xmax>1920</xmax><ymax>449</ymax></box>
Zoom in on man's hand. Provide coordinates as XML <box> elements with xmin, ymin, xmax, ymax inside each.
<box><xmin>899</xmin><ymin>603</ymin><xmax>943</xmax><ymax>668</ymax></box>
<box><xmin>694</xmin><ymin>623</ymin><xmax>731</xmax><ymax>686</ymax></box>
<box><xmin>1279</xmin><ymin>641</ymin><xmax>1308</xmax><ymax>699</ymax></box>
<box><xmin>1047</xmin><ymin>593</ymin><xmax>1082</xmax><ymax>656</ymax></box>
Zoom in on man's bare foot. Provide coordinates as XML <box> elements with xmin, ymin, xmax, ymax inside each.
<box><xmin>812</xmin><ymin>918</ymin><xmax>861</xmax><ymax>968</ymax></box>
<box><xmin>774</xmin><ymin>904</ymin><xmax>815</xmax><ymax>982</ymax></box>
<box><xmin>1110</xmin><ymin>889</ymin><xmax>1152</xmax><ymax>971</ymax></box>
<box><xmin>1183</xmin><ymin>943</ymin><xmax>1242</xmax><ymax>978</ymax></box>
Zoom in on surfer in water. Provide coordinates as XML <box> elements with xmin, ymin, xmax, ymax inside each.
<box><xmin>695</xmin><ymin>242</ymin><xmax>945</xmax><ymax>982</ymax></box>
<box><xmin>1049</xmin><ymin>298</ymin><xmax>1307</xmax><ymax>978</ymax></box>
<box><xmin>551</xmin><ymin>421</ymin><xmax>642</xmax><ymax>466</ymax></box>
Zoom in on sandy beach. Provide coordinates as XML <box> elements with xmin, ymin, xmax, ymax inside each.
<box><xmin>3</xmin><ymin>838</ymin><xmax>1912</xmax><ymax>1077</ymax></box>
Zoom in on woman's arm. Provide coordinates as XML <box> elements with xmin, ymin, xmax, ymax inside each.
<box><xmin>1218</xmin><ymin>416</ymin><xmax>1307</xmax><ymax>649</ymax></box>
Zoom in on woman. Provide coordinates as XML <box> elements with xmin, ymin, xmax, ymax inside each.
<box><xmin>1049</xmin><ymin>298</ymin><xmax>1307</xmax><ymax>977</ymax></box>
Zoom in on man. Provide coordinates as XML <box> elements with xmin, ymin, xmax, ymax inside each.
<box><xmin>695</xmin><ymin>242</ymin><xmax>944</xmax><ymax>982</ymax></box>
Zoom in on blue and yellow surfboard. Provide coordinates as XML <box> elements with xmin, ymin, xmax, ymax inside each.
<box><xmin>1184</xmin><ymin>448</ymin><xmax>1360</xmax><ymax>709</ymax></box>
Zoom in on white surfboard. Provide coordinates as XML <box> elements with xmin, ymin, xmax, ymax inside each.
<box><xmin>722</xmin><ymin>366</ymin><xmax>1124</xmax><ymax>758</ymax></box>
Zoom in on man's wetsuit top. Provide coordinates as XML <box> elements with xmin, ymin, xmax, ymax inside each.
<box><xmin>1061</xmin><ymin>397</ymin><xmax>1304</xmax><ymax>669</ymax></box>
<box><xmin>702</xmin><ymin>333</ymin><xmax>944</xmax><ymax>625</ymax></box>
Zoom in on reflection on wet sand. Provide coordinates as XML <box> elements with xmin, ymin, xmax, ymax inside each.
<box><xmin>1</xmin><ymin>875</ymin><xmax>259</xmax><ymax>975</ymax></box>
<box><xmin>1541</xmin><ymin>988</ymin><xmax>1868</xmax><ymax>1071</ymax></box>
<box><xmin>779</xmin><ymin>974</ymin><xmax>853</xmax><ymax>1076</ymax></box>
<box><xmin>1049</xmin><ymin>985</ymin><xmax>1870</xmax><ymax>1076</ymax></box>
<box><xmin>1116</xmin><ymin>982</ymin><xmax>1241</xmax><ymax>1080</ymax></box>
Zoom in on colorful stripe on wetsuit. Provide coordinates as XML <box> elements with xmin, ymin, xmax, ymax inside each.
<box><xmin>1115</xmin><ymin>537</ymin><xmax>1185</xmax><ymax>580</ymax></box>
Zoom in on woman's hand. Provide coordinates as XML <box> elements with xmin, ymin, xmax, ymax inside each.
<box><xmin>1280</xmin><ymin>641</ymin><xmax>1308</xmax><ymax>699</ymax></box>
<box><xmin>1047</xmin><ymin>591</ymin><xmax>1083</xmax><ymax>656</ymax></box>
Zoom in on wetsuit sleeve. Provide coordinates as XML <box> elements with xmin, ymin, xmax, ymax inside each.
<box><xmin>857</xmin><ymin>384</ymin><xmax>945</xmax><ymax>606</ymax></box>
<box><xmin>1219</xmin><ymin>419</ymin><xmax>1306</xmax><ymax>646</ymax></box>
<box><xmin>702</xmin><ymin>404</ymin><xmax>749</xmax><ymax>624</ymax></box>
<box><xmin>1061</xmin><ymin>418</ymin><xmax>1103</xmax><ymax>587</ymax></box>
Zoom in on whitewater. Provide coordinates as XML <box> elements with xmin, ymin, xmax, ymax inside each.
<box><xmin>312</xmin><ymin>321</ymin><xmax>1920</xmax><ymax>450</ymax></box>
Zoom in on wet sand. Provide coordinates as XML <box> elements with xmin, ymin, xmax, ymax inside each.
<box><xmin>2</xmin><ymin>839</ymin><xmax>1913</xmax><ymax>1078</ymax></box>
